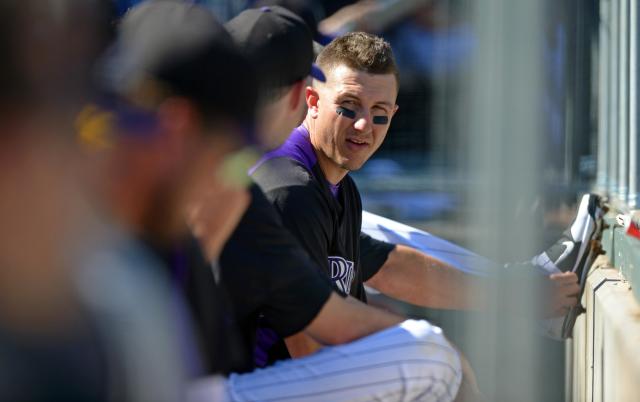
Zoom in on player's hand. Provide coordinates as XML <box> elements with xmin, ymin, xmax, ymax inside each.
<box><xmin>544</xmin><ymin>272</ymin><xmax>580</xmax><ymax>317</ymax></box>
<box><xmin>187</xmin><ymin>175</ymin><xmax>251</xmax><ymax>262</ymax></box>
<box><xmin>454</xmin><ymin>349</ymin><xmax>485</xmax><ymax>402</ymax></box>
<box><xmin>318</xmin><ymin>1</ymin><xmax>377</xmax><ymax>34</ymax></box>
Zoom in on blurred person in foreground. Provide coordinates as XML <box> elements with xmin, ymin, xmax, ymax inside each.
<box><xmin>0</xmin><ymin>1</ymin><xmax>116</xmax><ymax>400</ymax></box>
<box><xmin>0</xmin><ymin>0</ymin><xmax>206</xmax><ymax>400</ymax></box>
<box><xmin>77</xmin><ymin>1</ymin><xmax>256</xmax><ymax>399</ymax></box>
<box><xmin>89</xmin><ymin>2</ymin><xmax>465</xmax><ymax>401</ymax></box>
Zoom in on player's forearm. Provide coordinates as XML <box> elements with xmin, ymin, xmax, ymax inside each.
<box><xmin>366</xmin><ymin>245</ymin><xmax>489</xmax><ymax>310</ymax></box>
<box><xmin>285</xmin><ymin>332</ymin><xmax>323</xmax><ymax>358</ymax></box>
<box><xmin>305</xmin><ymin>292</ymin><xmax>404</xmax><ymax>345</ymax></box>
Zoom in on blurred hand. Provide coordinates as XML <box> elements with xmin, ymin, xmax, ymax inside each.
<box><xmin>187</xmin><ymin>176</ymin><xmax>251</xmax><ymax>262</ymax></box>
<box><xmin>545</xmin><ymin>272</ymin><xmax>580</xmax><ymax>317</ymax></box>
<box><xmin>319</xmin><ymin>1</ymin><xmax>377</xmax><ymax>34</ymax></box>
<box><xmin>453</xmin><ymin>346</ymin><xmax>485</xmax><ymax>402</ymax></box>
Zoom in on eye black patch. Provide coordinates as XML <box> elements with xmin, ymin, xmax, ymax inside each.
<box><xmin>336</xmin><ymin>106</ymin><xmax>356</xmax><ymax>119</ymax></box>
<box><xmin>372</xmin><ymin>116</ymin><xmax>389</xmax><ymax>125</ymax></box>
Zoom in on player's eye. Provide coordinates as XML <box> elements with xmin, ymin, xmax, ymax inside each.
<box><xmin>372</xmin><ymin>116</ymin><xmax>389</xmax><ymax>125</ymax></box>
<box><xmin>336</xmin><ymin>106</ymin><xmax>356</xmax><ymax>119</ymax></box>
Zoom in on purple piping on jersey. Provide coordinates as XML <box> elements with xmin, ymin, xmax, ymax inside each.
<box><xmin>249</xmin><ymin>125</ymin><xmax>317</xmax><ymax>175</ymax></box>
<box><xmin>172</xmin><ymin>246</ymin><xmax>188</xmax><ymax>289</ymax></box>
<box><xmin>329</xmin><ymin>182</ymin><xmax>341</xmax><ymax>198</ymax></box>
<box><xmin>250</xmin><ymin>125</ymin><xmax>341</xmax><ymax>198</ymax></box>
<box><xmin>254</xmin><ymin>326</ymin><xmax>280</xmax><ymax>367</ymax></box>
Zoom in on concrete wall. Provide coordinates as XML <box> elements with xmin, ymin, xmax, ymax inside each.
<box><xmin>568</xmin><ymin>255</ymin><xmax>640</xmax><ymax>402</ymax></box>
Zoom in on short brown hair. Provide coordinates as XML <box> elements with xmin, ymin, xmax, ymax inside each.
<box><xmin>316</xmin><ymin>32</ymin><xmax>399</xmax><ymax>87</ymax></box>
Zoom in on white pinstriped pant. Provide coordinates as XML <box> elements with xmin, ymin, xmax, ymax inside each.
<box><xmin>189</xmin><ymin>320</ymin><xmax>462</xmax><ymax>402</ymax></box>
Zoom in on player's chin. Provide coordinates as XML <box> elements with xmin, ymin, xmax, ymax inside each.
<box><xmin>337</xmin><ymin>149</ymin><xmax>372</xmax><ymax>171</ymax></box>
<box><xmin>340</xmin><ymin>158</ymin><xmax>368</xmax><ymax>172</ymax></box>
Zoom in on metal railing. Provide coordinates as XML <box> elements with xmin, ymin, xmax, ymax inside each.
<box><xmin>594</xmin><ymin>0</ymin><xmax>640</xmax><ymax>299</ymax></box>
<box><xmin>597</xmin><ymin>0</ymin><xmax>640</xmax><ymax>208</ymax></box>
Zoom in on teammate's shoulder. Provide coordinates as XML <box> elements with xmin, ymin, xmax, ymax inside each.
<box><xmin>251</xmin><ymin>156</ymin><xmax>317</xmax><ymax>192</ymax></box>
<box><xmin>252</xmin><ymin>159</ymin><xmax>330</xmax><ymax>216</ymax></box>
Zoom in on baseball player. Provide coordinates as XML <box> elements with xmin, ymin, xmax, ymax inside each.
<box><xmin>250</xmin><ymin>31</ymin><xmax>582</xmax><ymax>359</ymax></box>
<box><xmin>104</xmin><ymin>2</ymin><xmax>465</xmax><ymax>401</ymax></box>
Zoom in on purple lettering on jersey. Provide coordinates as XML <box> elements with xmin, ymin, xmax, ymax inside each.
<box><xmin>328</xmin><ymin>256</ymin><xmax>355</xmax><ymax>294</ymax></box>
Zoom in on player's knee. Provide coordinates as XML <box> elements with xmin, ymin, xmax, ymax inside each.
<box><xmin>397</xmin><ymin>319</ymin><xmax>462</xmax><ymax>401</ymax></box>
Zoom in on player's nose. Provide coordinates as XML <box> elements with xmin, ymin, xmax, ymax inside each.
<box><xmin>353</xmin><ymin>113</ymin><xmax>372</xmax><ymax>133</ymax></box>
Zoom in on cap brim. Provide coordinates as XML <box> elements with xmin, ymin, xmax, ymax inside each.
<box><xmin>314</xmin><ymin>32</ymin><xmax>335</xmax><ymax>46</ymax></box>
<box><xmin>310</xmin><ymin>63</ymin><xmax>326</xmax><ymax>82</ymax></box>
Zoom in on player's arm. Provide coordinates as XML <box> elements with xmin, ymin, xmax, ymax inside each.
<box><xmin>269</xmin><ymin>188</ymin><xmax>405</xmax><ymax>355</ymax></box>
<box><xmin>241</xmin><ymin>180</ymin><xmax>403</xmax><ymax>356</ymax></box>
<box><xmin>286</xmin><ymin>293</ymin><xmax>404</xmax><ymax>357</ymax></box>
<box><xmin>365</xmin><ymin>244</ymin><xmax>489</xmax><ymax>310</ymax></box>
<box><xmin>366</xmin><ymin>244</ymin><xmax>580</xmax><ymax>316</ymax></box>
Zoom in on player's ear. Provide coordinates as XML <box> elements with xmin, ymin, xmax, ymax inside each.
<box><xmin>305</xmin><ymin>86</ymin><xmax>320</xmax><ymax>119</ymax></box>
<box><xmin>386</xmin><ymin>104</ymin><xmax>399</xmax><ymax>125</ymax></box>
<box><xmin>157</xmin><ymin>97</ymin><xmax>200</xmax><ymax>139</ymax></box>
<box><xmin>155</xmin><ymin>97</ymin><xmax>200</xmax><ymax>168</ymax></box>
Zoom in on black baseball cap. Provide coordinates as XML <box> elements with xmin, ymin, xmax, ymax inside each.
<box><xmin>98</xmin><ymin>0</ymin><xmax>258</xmax><ymax>130</ymax></box>
<box><xmin>253</xmin><ymin>0</ymin><xmax>335</xmax><ymax>45</ymax></box>
<box><xmin>225</xmin><ymin>5</ymin><xmax>325</xmax><ymax>94</ymax></box>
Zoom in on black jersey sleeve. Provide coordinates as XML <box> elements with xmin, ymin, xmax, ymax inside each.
<box><xmin>179</xmin><ymin>235</ymin><xmax>251</xmax><ymax>374</ymax></box>
<box><xmin>219</xmin><ymin>184</ymin><xmax>333</xmax><ymax>338</ymax></box>
<box><xmin>359</xmin><ymin>232</ymin><xmax>396</xmax><ymax>282</ymax></box>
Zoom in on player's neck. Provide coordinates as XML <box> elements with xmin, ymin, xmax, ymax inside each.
<box><xmin>304</xmin><ymin>120</ymin><xmax>348</xmax><ymax>185</ymax></box>
<box><xmin>315</xmin><ymin>153</ymin><xmax>348</xmax><ymax>185</ymax></box>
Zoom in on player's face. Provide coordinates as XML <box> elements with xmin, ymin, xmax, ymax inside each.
<box><xmin>309</xmin><ymin>65</ymin><xmax>398</xmax><ymax>182</ymax></box>
<box><xmin>166</xmin><ymin>121</ymin><xmax>243</xmax><ymax>236</ymax></box>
